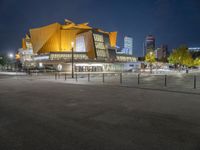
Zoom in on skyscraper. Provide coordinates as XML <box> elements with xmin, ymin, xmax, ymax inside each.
<box><xmin>143</xmin><ymin>35</ymin><xmax>155</xmax><ymax>56</ymax></box>
<box><xmin>155</xmin><ymin>44</ymin><xmax>168</xmax><ymax>60</ymax></box>
<box><xmin>160</xmin><ymin>44</ymin><xmax>168</xmax><ymax>58</ymax></box>
<box><xmin>124</xmin><ymin>36</ymin><xmax>133</xmax><ymax>55</ymax></box>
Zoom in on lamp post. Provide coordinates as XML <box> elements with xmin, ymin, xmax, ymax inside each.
<box><xmin>149</xmin><ymin>52</ymin><xmax>153</xmax><ymax>73</ymax></box>
<box><xmin>8</xmin><ymin>53</ymin><xmax>14</xmax><ymax>59</ymax></box>
<box><xmin>71</xmin><ymin>42</ymin><xmax>74</xmax><ymax>78</ymax></box>
<box><xmin>8</xmin><ymin>53</ymin><xmax>14</xmax><ymax>71</ymax></box>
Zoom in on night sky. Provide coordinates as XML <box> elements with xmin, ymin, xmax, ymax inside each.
<box><xmin>0</xmin><ymin>0</ymin><xmax>200</xmax><ymax>56</ymax></box>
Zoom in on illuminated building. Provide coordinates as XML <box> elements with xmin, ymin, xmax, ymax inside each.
<box><xmin>18</xmin><ymin>19</ymin><xmax>137</xmax><ymax>72</ymax></box>
<box><xmin>189</xmin><ymin>47</ymin><xmax>200</xmax><ymax>59</ymax></box>
<box><xmin>124</xmin><ymin>36</ymin><xmax>133</xmax><ymax>55</ymax></box>
<box><xmin>143</xmin><ymin>35</ymin><xmax>155</xmax><ymax>56</ymax></box>
<box><xmin>155</xmin><ymin>44</ymin><xmax>168</xmax><ymax>60</ymax></box>
<box><xmin>189</xmin><ymin>47</ymin><xmax>200</xmax><ymax>52</ymax></box>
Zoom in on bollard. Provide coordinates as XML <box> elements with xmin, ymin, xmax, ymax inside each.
<box><xmin>194</xmin><ymin>75</ymin><xmax>196</xmax><ymax>89</ymax></box>
<box><xmin>164</xmin><ymin>75</ymin><xmax>167</xmax><ymax>87</ymax></box>
<box><xmin>65</xmin><ymin>73</ymin><xmax>67</xmax><ymax>81</ymax></box>
<box><xmin>120</xmin><ymin>73</ymin><xmax>122</xmax><ymax>84</ymax></box>
<box><xmin>102</xmin><ymin>73</ymin><xmax>105</xmax><ymax>83</ymax></box>
<box><xmin>88</xmin><ymin>73</ymin><xmax>90</xmax><ymax>82</ymax></box>
<box><xmin>55</xmin><ymin>73</ymin><xmax>57</xmax><ymax>80</ymax></box>
<box><xmin>138</xmin><ymin>74</ymin><xmax>140</xmax><ymax>85</ymax></box>
<box><xmin>76</xmin><ymin>73</ymin><xmax>78</xmax><ymax>82</ymax></box>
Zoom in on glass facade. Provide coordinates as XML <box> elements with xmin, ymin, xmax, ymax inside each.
<box><xmin>93</xmin><ymin>33</ymin><xmax>107</xmax><ymax>59</ymax></box>
<box><xmin>124</xmin><ymin>36</ymin><xmax>133</xmax><ymax>55</ymax></box>
<box><xmin>75</xmin><ymin>36</ymin><xmax>86</xmax><ymax>52</ymax></box>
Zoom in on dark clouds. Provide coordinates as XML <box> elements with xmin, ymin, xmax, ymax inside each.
<box><xmin>0</xmin><ymin>0</ymin><xmax>200</xmax><ymax>56</ymax></box>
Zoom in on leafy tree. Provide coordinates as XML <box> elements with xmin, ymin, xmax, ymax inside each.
<box><xmin>0</xmin><ymin>56</ymin><xmax>7</xmax><ymax>66</ymax></box>
<box><xmin>145</xmin><ymin>51</ymin><xmax>156</xmax><ymax>63</ymax></box>
<box><xmin>145</xmin><ymin>51</ymin><xmax>156</xmax><ymax>73</ymax></box>
<box><xmin>168</xmin><ymin>45</ymin><xmax>194</xmax><ymax>68</ymax></box>
<box><xmin>194</xmin><ymin>57</ymin><xmax>200</xmax><ymax>66</ymax></box>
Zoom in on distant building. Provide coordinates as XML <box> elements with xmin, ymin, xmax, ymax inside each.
<box><xmin>189</xmin><ymin>47</ymin><xmax>200</xmax><ymax>52</ymax></box>
<box><xmin>143</xmin><ymin>35</ymin><xmax>155</xmax><ymax>56</ymax></box>
<box><xmin>124</xmin><ymin>36</ymin><xmax>133</xmax><ymax>55</ymax></box>
<box><xmin>189</xmin><ymin>47</ymin><xmax>200</xmax><ymax>58</ymax></box>
<box><xmin>155</xmin><ymin>44</ymin><xmax>168</xmax><ymax>61</ymax></box>
<box><xmin>160</xmin><ymin>44</ymin><xmax>168</xmax><ymax>58</ymax></box>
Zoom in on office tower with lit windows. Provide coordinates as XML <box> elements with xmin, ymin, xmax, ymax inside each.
<box><xmin>124</xmin><ymin>36</ymin><xmax>133</xmax><ymax>55</ymax></box>
<box><xmin>143</xmin><ymin>35</ymin><xmax>155</xmax><ymax>56</ymax></box>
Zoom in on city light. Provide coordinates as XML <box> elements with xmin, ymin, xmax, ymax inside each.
<box><xmin>71</xmin><ymin>41</ymin><xmax>74</xmax><ymax>48</ymax></box>
<box><xmin>8</xmin><ymin>53</ymin><xmax>14</xmax><ymax>59</ymax></box>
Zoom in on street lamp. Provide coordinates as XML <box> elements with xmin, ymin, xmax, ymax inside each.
<box><xmin>71</xmin><ymin>41</ymin><xmax>74</xmax><ymax>78</ymax></box>
<box><xmin>149</xmin><ymin>51</ymin><xmax>153</xmax><ymax>73</ymax></box>
<box><xmin>8</xmin><ymin>53</ymin><xmax>14</xmax><ymax>71</ymax></box>
<box><xmin>8</xmin><ymin>53</ymin><xmax>14</xmax><ymax>59</ymax></box>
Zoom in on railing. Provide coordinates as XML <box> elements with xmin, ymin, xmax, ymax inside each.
<box><xmin>7</xmin><ymin>71</ymin><xmax>199</xmax><ymax>94</ymax></box>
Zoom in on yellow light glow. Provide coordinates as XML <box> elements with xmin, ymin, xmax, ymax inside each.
<box><xmin>71</xmin><ymin>42</ymin><xmax>74</xmax><ymax>48</ymax></box>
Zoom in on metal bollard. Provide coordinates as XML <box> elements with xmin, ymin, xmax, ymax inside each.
<box><xmin>65</xmin><ymin>73</ymin><xmax>67</xmax><ymax>81</ymax></box>
<box><xmin>194</xmin><ymin>75</ymin><xmax>196</xmax><ymax>89</ymax></box>
<box><xmin>120</xmin><ymin>73</ymin><xmax>122</xmax><ymax>84</ymax></box>
<box><xmin>76</xmin><ymin>73</ymin><xmax>78</xmax><ymax>82</ymax></box>
<box><xmin>138</xmin><ymin>74</ymin><xmax>140</xmax><ymax>85</ymax></box>
<box><xmin>88</xmin><ymin>73</ymin><xmax>90</xmax><ymax>82</ymax></box>
<box><xmin>164</xmin><ymin>75</ymin><xmax>167</xmax><ymax>87</ymax></box>
<box><xmin>102</xmin><ymin>73</ymin><xmax>105</xmax><ymax>83</ymax></box>
<box><xmin>55</xmin><ymin>73</ymin><xmax>57</xmax><ymax>80</ymax></box>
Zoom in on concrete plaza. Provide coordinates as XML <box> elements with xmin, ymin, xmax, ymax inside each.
<box><xmin>0</xmin><ymin>75</ymin><xmax>200</xmax><ymax>150</ymax></box>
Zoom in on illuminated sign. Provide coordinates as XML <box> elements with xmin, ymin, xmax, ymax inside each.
<box><xmin>33</xmin><ymin>55</ymin><xmax>49</xmax><ymax>61</ymax></box>
<box><xmin>49</xmin><ymin>53</ymin><xmax>88</xmax><ymax>60</ymax></box>
<box><xmin>116</xmin><ymin>55</ymin><xmax>137</xmax><ymax>62</ymax></box>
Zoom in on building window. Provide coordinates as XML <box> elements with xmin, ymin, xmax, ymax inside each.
<box><xmin>93</xmin><ymin>33</ymin><xmax>107</xmax><ymax>59</ymax></box>
<box><xmin>76</xmin><ymin>36</ymin><xmax>86</xmax><ymax>52</ymax></box>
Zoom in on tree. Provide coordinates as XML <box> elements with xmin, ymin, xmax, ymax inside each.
<box><xmin>145</xmin><ymin>51</ymin><xmax>156</xmax><ymax>73</ymax></box>
<box><xmin>0</xmin><ymin>56</ymin><xmax>7</xmax><ymax>66</ymax></box>
<box><xmin>194</xmin><ymin>57</ymin><xmax>200</xmax><ymax>66</ymax></box>
<box><xmin>168</xmin><ymin>45</ymin><xmax>193</xmax><ymax>68</ymax></box>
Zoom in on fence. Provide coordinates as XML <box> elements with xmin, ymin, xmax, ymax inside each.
<box><xmin>10</xmin><ymin>72</ymin><xmax>200</xmax><ymax>94</ymax></box>
<box><xmin>21</xmin><ymin>72</ymin><xmax>200</xmax><ymax>91</ymax></box>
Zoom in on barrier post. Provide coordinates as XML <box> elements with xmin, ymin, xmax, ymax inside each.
<box><xmin>88</xmin><ymin>73</ymin><xmax>90</xmax><ymax>82</ymax></box>
<box><xmin>120</xmin><ymin>73</ymin><xmax>122</xmax><ymax>84</ymax></box>
<box><xmin>194</xmin><ymin>75</ymin><xmax>196</xmax><ymax>89</ymax></box>
<box><xmin>55</xmin><ymin>73</ymin><xmax>57</xmax><ymax>80</ymax></box>
<box><xmin>164</xmin><ymin>75</ymin><xmax>167</xmax><ymax>87</ymax></box>
<box><xmin>138</xmin><ymin>74</ymin><xmax>140</xmax><ymax>85</ymax></box>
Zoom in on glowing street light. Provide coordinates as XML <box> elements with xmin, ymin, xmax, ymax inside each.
<box><xmin>71</xmin><ymin>41</ymin><xmax>74</xmax><ymax>48</ymax></box>
<box><xmin>7</xmin><ymin>53</ymin><xmax>14</xmax><ymax>71</ymax></box>
<box><xmin>8</xmin><ymin>53</ymin><xmax>14</xmax><ymax>59</ymax></box>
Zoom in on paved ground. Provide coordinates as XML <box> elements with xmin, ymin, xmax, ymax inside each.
<box><xmin>0</xmin><ymin>76</ymin><xmax>200</xmax><ymax>150</ymax></box>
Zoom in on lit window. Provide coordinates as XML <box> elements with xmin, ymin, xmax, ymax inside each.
<box><xmin>76</xmin><ymin>36</ymin><xmax>86</xmax><ymax>52</ymax></box>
